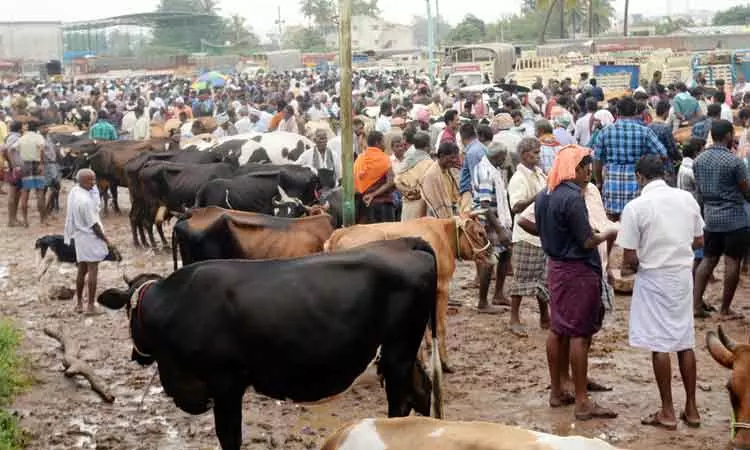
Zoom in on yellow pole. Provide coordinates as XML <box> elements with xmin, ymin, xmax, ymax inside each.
<box><xmin>339</xmin><ymin>0</ymin><xmax>355</xmax><ymax>226</ymax></box>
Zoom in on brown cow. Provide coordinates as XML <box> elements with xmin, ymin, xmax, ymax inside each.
<box><xmin>321</xmin><ymin>417</ymin><xmax>624</xmax><ymax>450</ymax></box>
<box><xmin>707</xmin><ymin>325</ymin><xmax>750</xmax><ymax>450</ymax></box>
<box><xmin>172</xmin><ymin>206</ymin><xmax>335</xmax><ymax>270</ymax></box>
<box><xmin>324</xmin><ymin>216</ymin><xmax>494</xmax><ymax>373</ymax></box>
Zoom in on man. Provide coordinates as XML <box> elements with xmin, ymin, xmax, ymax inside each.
<box><xmin>133</xmin><ymin>107</ymin><xmax>150</xmax><ymax>140</ymax></box>
<box><xmin>574</xmin><ymin>97</ymin><xmax>599</xmax><ymax>147</ymax></box>
<box><xmin>421</xmin><ymin>142</ymin><xmax>461</xmax><ymax>218</ymax></box>
<box><xmin>438</xmin><ymin>109</ymin><xmax>460</xmax><ymax>148</ymax></box>
<box><xmin>589</xmin><ymin>78</ymin><xmax>604</xmax><ymax>102</ymax></box>
<box><xmin>64</xmin><ymin>169</ymin><xmax>115</xmax><ymax>315</ymax></box>
<box><xmin>428</xmin><ymin>94</ymin><xmax>443</xmax><ymax>118</ymax></box>
<box><xmin>616</xmin><ymin>155</ymin><xmax>703</xmax><ymax>430</ymax></box>
<box><xmin>672</xmin><ymin>82</ymin><xmax>700</xmax><ymax>128</ymax></box>
<box><xmin>192</xmin><ymin>89</ymin><xmax>215</xmax><ymax>118</ymax></box>
<box><xmin>714</xmin><ymin>90</ymin><xmax>733</xmax><ymax>123</ymax></box>
<box><xmin>353</xmin><ymin>131</ymin><xmax>396</xmax><ymax>223</ymax></box>
<box><xmin>693</xmin><ymin>119</ymin><xmax>750</xmax><ymax>319</ymax></box>
<box><xmin>506</xmin><ymin>137</ymin><xmax>549</xmax><ymax>336</ymax></box>
<box><xmin>649</xmin><ymin>100</ymin><xmax>680</xmax><ymax>185</ymax></box>
<box><xmin>458</xmin><ymin>123</ymin><xmax>487</xmax><ymax>213</ymax></box>
<box><xmin>472</xmin><ymin>140</ymin><xmax>513</xmax><ymax>311</ymax></box>
<box><xmin>536</xmin><ymin>119</ymin><xmax>562</xmax><ymax>174</ymax></box>
<box><xmin>307</xmin><ymin>96</ymin><xmax>330</xmax><ymax>121</ymax></box>
<box><xmin>40</xmin><ymin>124</ymin><xmax>61</xmax><ymax>215</ymax></box>
<box><xmin>553</xmin><ymin>115</ymin><xmax>576</xmax><ymax>146</ymax></box>
<box><xmin>395</xmin><ymin>132</ymin><xmax>433</xmax><ymax>221</ymax></box>
<box><xmin>89</xmin><ymin>111</ymin><xmax>118</xmax><ymax>141</ymax></box>
<box><xmin>533</xmin><ymin>145</ymin><xmax>618</xmax><ymax>421</ymax></box>
<box><xmin>297</xmin><ymin>129</ymin><xmax>341</xmax><ymax>186</ymax></box>
<box><xmin>4</xmin><ymin>121</ymin><xmax>23</xmax><ymax>226</ymax></box>
<box><xmin>593</xmin><ymin>96</ymin><xmax>667</xmax><ymax>220</ymax></box>
<box><xmin>691</xmin><ymin>103</ymin><xmax>721</xmax><ymax>141</ymax></box>
<box><xmin>17</xmin><ymin>121</ymin><xmax>47</xmax><ymax>227</ymax></box>
<box><xmin>235</xmin><ymin>108</ymin><xmax>253</xmax><ymax>134</ymax></box>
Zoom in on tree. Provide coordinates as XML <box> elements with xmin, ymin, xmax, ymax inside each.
<box><xmin>412</xmin><ymin>15</ymin><xmax>453</xmax><ymax>47</ymax></box>
<box><xmin>655</xmin><ymin>17</ymin><xmax>693</xmax><ymax>35</ymax></box>
<box><xmin>282</xmin><ymin>27</ymin><xmax>327</xmax><ymax>52</ymax></box>
<box><xmin>536</xmin><ymin>0</ymin><xmax>578</xmax><ymax>41</ymax></box>
<box><xmin>352</xmin><ymin>0</ymin><xmax>379</xmax><ymax>17</ymax></box>
<box><xmin>713</xmin><ymin>4</ymin><xmax>750</xmax><ymax>26</ymax></box>
<box><xmin>300</xmin><ymin>0</ymin><xmax>336</xmax><ymax>27</ymax></box>
<box><xmin>588</xmin><ymin>0</ymin><xmax>615</xmax><ymax>36</ymax></box>
<box><xmin>446</xmin><ymin>14</ymin><xmax>487</xmax><ymax>44</ymax></box>
<box><xmin>224</xmin><ymin>15</ymin><xmax>261</xmax><ymax>50</ymax></box>
<box><xmin>151</xmin><ymin>0</ymin><xmax>228</xmax><ymax>53</ymax></box>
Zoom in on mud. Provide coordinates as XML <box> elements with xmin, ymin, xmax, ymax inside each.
<box><xmin>1</xmin><ymin>181</ymin><xmax>744</xmax><ymax>449</ymax></box>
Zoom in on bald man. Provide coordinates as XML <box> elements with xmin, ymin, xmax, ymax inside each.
<box><xmin>64</xmin><ymin>169</ymin><xmax>115</xmax><ymax>315</ymax></box>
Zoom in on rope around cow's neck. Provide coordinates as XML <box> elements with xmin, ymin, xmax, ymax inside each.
<box><xmin>128</xmin><ymin>280</ymin><xmax>158</xmax><ymax>359</ymax></box>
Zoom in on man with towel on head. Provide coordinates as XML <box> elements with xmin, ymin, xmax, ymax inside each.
<box><xmin>64</xmin><ymin>168</ymin><xmax>116</xmax><ymax>315</ymax></box>
<box><xmin>533</xmin><ymin>145</ymin><xmax>618</xmax><ymax>421</ymax></box>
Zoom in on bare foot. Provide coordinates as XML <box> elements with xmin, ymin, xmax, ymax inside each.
<box><xmin>474</xmin><ymin>304</ymin><xmax>503</xmax><ymax>314</ymax></box>
<box><xmin>680</xmin><ymin>410</ymin><xmax>701</xmax><ymax>428</ymax></box>
<box><xmin>641</xmin><ymin>411</ymin><xmax>677</xmax><ymax>430</ymax></box>
<box><xmin>575</xmin><ymin>400</ymin><xmax>618</xmax><ymax>420</ymax></box>
<box><xmin>509</xmin><ymin>322</ymin><xmax>528</xmax><ymax>337</ymax></box>
<box><xmin>74</xmin><ymin>303</ymin><xmax>84</xmax><ymax>314</ymax></box>
<box><xmin>549</xmin><ymin>391</ymin><xmax>575</xmax><ymax>408</ymax></box>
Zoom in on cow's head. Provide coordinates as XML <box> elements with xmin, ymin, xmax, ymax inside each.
<box><xmin>455</xmin><ymin>215</ymin><xmax>495</xmax><ymax>266</ymax></box>
<box><xmin>273</xmin><ymin>185</ymin><xmax>307</xmax><ymax>218</ymax></box>
<box><xmin>707</xmin><ymin>326</ymin><xmax>750</xmax><ymax>449</ymax></box>
<box><xmin>98</xmin><ymin>273</ymin><xmax>164</xmax><ymax>366</ymax></box>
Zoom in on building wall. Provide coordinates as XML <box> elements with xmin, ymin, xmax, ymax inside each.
<box><xmin>327</xmin><ymin>15</ymin><xmax>416</xmax><ymax>51</ymax></box>
<box><xmin>0</xmin><ymin>22</ymin><xmax>63</xmax><ymax>61</ymax></box>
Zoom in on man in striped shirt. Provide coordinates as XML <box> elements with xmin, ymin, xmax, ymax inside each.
<box><xmin>472</xmin><ymin>141</ymin><xmax>514</xmax><ymax>313</ymax></box>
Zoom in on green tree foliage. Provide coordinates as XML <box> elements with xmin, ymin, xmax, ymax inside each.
<box><xmin>446</xmin><ymin>14</ymin><xmax>487</xmax><ymax>44</ymax></box>
<box><xmin>282</xmin><ymin>27</ymin><xmax>328</xmax><ymax>52</ymax></box>
<box><xmin>352</xmin><ymin>0</ymin><xmax>380</xmax><ymax>17</ymax></box>
<box><xmin>713</xmin><ymin>4</ymin><xmax>750</xmax><ymax>26</ymax></box>
<box><xmin>411</xmin><ymin>15</ymin><xmax>453</xmax><ymax>47</ymax></box>
<box><xmin>151</xmin><ymin>0</ymin><xmax>228</xmax><ymax>53</ymax></box>
<box><xmin>224</xmin><ymin>14</ymin><xmax>261</xmax><ymax>50</ymax></box>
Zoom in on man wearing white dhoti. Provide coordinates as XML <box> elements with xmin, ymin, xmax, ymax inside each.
<box><xmin>64</xmin><ymin>169</ymin><xmax>115</xmax><ymax>315</ymax></box>
<box><xmin>616</xmin><ymin>155</ymin><xmax>704</xmax><ymax>431</ymax></box>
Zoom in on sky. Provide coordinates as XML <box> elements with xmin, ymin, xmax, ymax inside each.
<box><xmin>6</xmin><ymin>0</ymin><xmax>750</xmax><ymax>38</ymax></box>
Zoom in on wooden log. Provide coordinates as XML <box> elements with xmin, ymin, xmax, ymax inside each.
<box><xmin>43</xmin><ymin>326</ymin><xmax>115</xmax><ymax>403</ymax></box>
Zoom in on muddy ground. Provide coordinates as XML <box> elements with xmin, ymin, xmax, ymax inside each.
<box><xmin>0</xmin><ymin>181</ymin><xmax>745</xmax><ymax>450</ymax></box>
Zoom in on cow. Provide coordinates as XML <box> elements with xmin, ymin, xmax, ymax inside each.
<box><xmin>139</xmin><ymin>161</ymin><xmax>237</xmax><ymax>228</ymax></box>
<box><xmin>243</xmin><ymin>131</ymin><xmax>314</xmax><ymax>164</ymax></box>
<box><xmin>125</xmin><ymin>150</ymin><xmax>230</xmax><ymax>248</ymax></box>
<box><xmin>324</xmin><ymin>216</ymin><xmax>495</xmax><ymax>373</ymax></box>
<box><xmin>171</xmin><ymin>206</ymin><xmax>335</xmax><ymax>270</ymax></box>
<box><xmin>198</xmin><ymin>164</ymin><xmax>321</xmax><ymax>217</ymax></box>
<box><xmin>321</xmin><ymin>417</ymin><xmax>624</xmax><ymax>450</ymax></box>
<box><xmin>97</xmin><ymin>237</ymin><xmax>443</xmax><ymax>450</ymax></box>
<box><xmin>35</xmin><ymin>234</ymin><xmax>121</xmax><ymax>280</ymax></box>
<box><xmin>707</xmin><ymin>326</ymin><xmax>750</xmax><ymax>450</ymax></box>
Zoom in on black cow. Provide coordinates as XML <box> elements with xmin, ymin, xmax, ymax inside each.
<box><xmin>125</xmin><ymin>150</ymin><xmax>231</xmax><ymax>248</ymax></box>
<box><xmin>98</xmin><ymin>237</ymin><xmax>443</xmax><ymax>450</ymax></box>
<box><xmin>35</xmin><ymin>234</ymin><xmax>121</xmax><ymax>280</ymax></box>
<box><xmin>196</xmin><ymin>164</ymin><xmax>320</xmax><ymax>217</ymax></box>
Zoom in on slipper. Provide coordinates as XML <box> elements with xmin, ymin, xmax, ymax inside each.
<box><xmin>474</xmin><ymin>305</ymin><xmax>502</xmax><ymax>315</ymax></box>
<box><xmin>74</xmin><ymin>306</ymin><xmax>84</xmax><ymax>314</ymax></box>
<box><xmin>85</xmin><ymin>308</ymin><xmax>105</xmax><ymax>317</ymax></box>
<box><xmin>549</xmin><ymin>392</ymin><xmax>575</xmax><ymax>408</ymax></box>
<box><xmin>509</xmin><ymin>323</ymin><xmax>528</xmax><ymax>338</ymax></box>
<box><xmin>576</xmin><ymin>403</ymin><xmax>618</xmax><ymax>421</ymax></box>
<box><xmin>587</xmin><ymin>380</ymin><xmax>613</xmax><ymax>392</ymax></box>
<box><xmin>680</xmin><ymin>411</ymin><xmax>701</xmax><ymax>428</ymax></box>
<box><xmin>641</xmin><ymin>412</ymin><xmax>677</xmax><ymax>430</ymax></box>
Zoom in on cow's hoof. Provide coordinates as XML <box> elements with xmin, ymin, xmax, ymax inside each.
<box><xmin>441</xmin><ymin>362</ymin><xmax>455</xmax><ymax>374</ymax></box>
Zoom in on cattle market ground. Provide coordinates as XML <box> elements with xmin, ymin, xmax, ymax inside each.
<box><xmin>0</xmin><ymin>181</ymin><xmax>744</xmax><ymax>450</ymax></box>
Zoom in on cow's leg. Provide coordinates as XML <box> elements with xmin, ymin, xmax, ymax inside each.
<box><xmin>380</xmin><ymin>359</ymin><xmax>413</xmax><ymax>417</ymax></box>
<box><xmin>110</xmin><ymin>184</ymin><xmax>120</xmax><ymax>214</ymax></box>
<box><xmin>98</xmin><ymin>180</ymin><xmax>110</xmax><ymax>215</ymax></box>
<box><xmin>436</xmin><ymin>282</ymin><xmax>452</xmax><ymax>373</ymax></box>
<box><xmin>146</xmin><ymin>221</ymin><xmax>158</xmax><ymax>249</ymax></box>
<box><xmin>130</xmin><ymin>209</ymin><xmax>141</xmax><ymax>247</ymax></box>
<box><xmin>211</xmin><ymin>382</ymin><xmax>245</xmax><ymax>450</ymax></box>
<box><xmin>156</xmin><ymin>222</ymin><xmax>169</xmax><ymax>248</ymax></box>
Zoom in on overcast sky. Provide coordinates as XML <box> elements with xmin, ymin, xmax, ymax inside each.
<box><xmin>7</xmin><ymin>0</ymin><xmax>749</xmax><ymax>38</ymax></box>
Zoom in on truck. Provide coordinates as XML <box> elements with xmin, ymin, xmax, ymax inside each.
<box><xmin>266</xmin><ymin>50</ymin><xmax>303</xmax><ymax>72</ymax></box>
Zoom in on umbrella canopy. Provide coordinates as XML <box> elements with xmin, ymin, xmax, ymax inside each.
<box><xmin>196</xmin><ymin>71</ymin><xmax>227</xmax><ymax>87</ymax></box>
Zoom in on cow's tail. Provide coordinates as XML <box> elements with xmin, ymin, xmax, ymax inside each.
<box><xmin>417</xmin><ymin>238</ymin><xmax>443</xmax><ymax>420</ymax></box>
<box><xmin>171</xmin><ymin>225</ymin><xmax>179</xmax><ymax>271</ymax></box>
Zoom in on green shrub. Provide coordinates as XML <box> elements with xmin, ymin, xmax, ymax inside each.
<box><xmin>0</xmin><ymin>321</ymin><xmax>28</xmax><ymax>449</ymax></box>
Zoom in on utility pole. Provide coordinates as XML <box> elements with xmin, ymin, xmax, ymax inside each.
<box><xmin>435</xmin><ymin>0</ymin><xmax>440</xmax><ymax>48</ymax></box>
<box><xmin>275</xmin><ymin>6</ymin><xmax>285</xmax><ymax>50</ymax></box>
<box><xmin>339</xmin><ymin>0</ymin><xmax>355</xmax><ymax>227</ymax></box>
<box><xmin>426</xmin><ymin>0</ymin><xmax>435</xmax><ymax>86</ymax></box>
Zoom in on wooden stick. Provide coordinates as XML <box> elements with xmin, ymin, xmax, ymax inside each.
<box><xmin>43</xmin><ymin>325</ymin><xmax>115</xmax><ymax>403</ymax></box>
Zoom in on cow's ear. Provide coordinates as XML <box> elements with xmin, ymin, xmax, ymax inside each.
<box><xmin>97</xmin><ymin>289</ymin><xmax>130</xmax><ymax>310</ymax></box>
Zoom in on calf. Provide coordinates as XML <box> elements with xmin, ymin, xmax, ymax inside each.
<box><xmin>324</xmin><ymin>216</ymin><xmax>494</xmax><ymax>373</ymax></box>
<box><xmin>322</xmin><ymin>417</ymin><xmax>624</xmax><ymax>450</ymax></box>
<box><xmin>35</xmin><ymin>234</ymin><xmax>121</xmax><ymax>280</ymax></box>
<box><xmin>707</xmin><ymin>326</ymin><xmax>750</xmax><ymax>450</ymax></box>
<box><xmin>172</xmin><ymin>206</ymin><xmax>335</xmax><ymax>270</ymax></box>
<box><xmin>98</xmin><ymin>237</ymin><xmax>443</xmax><ymax>450</ymax></box>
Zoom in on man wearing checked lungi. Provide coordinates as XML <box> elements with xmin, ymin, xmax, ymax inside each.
<box><xmin>592</xmin><ymin>96</ymin><xmax>667</xmax><ymax>221</ymax></box>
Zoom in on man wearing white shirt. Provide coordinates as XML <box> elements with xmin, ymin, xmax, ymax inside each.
<box><xmin>715</xmin><ymin>91</ymin><xmax>733</xmax><ymax>123</ymax></box>
<box><xmin>574</xmin><ymin>98</ymin><xmax>599</xmax><ymax>146</ymax></box>
<box><xmin>297</xmin><ymin>129</ymin><xmax>341</xmax><ymax>186</ymax></box>
<box><xmin>307</xmin><ymin>97</ymin><xmax>330</xmax><ymax>121</ymax></box>
<box><xmin>235</xmin><ymin>108</ymin><xmax>253</xmax><ymax>134</ymax></box>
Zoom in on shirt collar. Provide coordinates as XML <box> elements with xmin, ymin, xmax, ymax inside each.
<box><xmin>707</xmin><ymin>145</ymin><xmax>731</xmax><ymax>152</ymax></box>
<box><xmin>641</xmin><ymin>179</ymin><xmax>668</xmax><ymax>194</ymax></box>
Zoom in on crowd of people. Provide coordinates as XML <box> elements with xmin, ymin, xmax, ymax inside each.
<box><xmin>2</xmin><ymin>65</ymin><xmax>750</xmax><ymax>428</ymax></box>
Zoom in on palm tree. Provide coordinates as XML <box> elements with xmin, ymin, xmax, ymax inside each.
<box><xmin>198</xmin><ymin>0</ymin><xmax>219</xmax><ymax>14</ymax></box>
<box><xmin>587</xmin><ymin>0</ymin><xmax>615</xmax><ymax>36</ymax></box>
<box><xmin>228</xmin><ymin>14</ymin><xmax>246</xmax><ymax>43</ymax></box>
<box><xmin>538</xmin><ymin>0</ymin><xmax>578</xmax><ymax>42</ymax></box>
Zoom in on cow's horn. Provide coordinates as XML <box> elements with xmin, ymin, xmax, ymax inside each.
<box><xmin>718</xmin><ymin>325</ymin><xmax>737</xmax><ymax>352</ymax></box>
<box><xmin>277</xmin><ymin>185</ymin><xmax>293</xmax><ymax>202</ymax></box>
